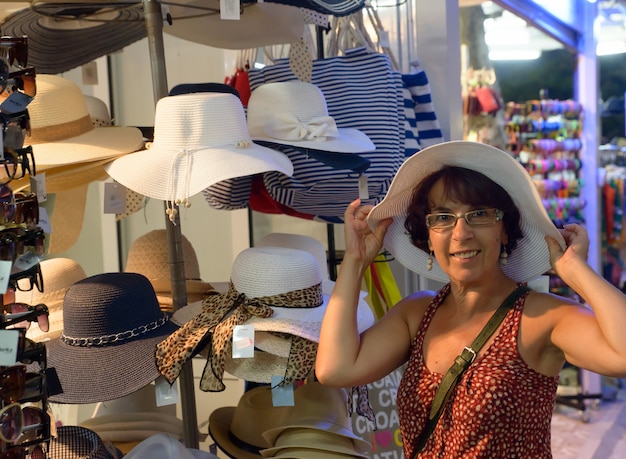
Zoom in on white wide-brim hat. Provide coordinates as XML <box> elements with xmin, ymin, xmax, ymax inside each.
<box><xmin>247</xmin><ymin>82</ymin><xmax>375</xmax><ymax>153</ymax></box>
<box><xmin>164</xmin><ymin>0</ymin><xmax>305</xmax><ymax>49</ymax></box>
<box><xmin>367</xmin><ymin>140</ymin><xmax>566</xmax><ymax>283</ymax></box>
<box><xmin>105</xmin><ymin>93</ymin><xmax>293</xmax><ymax>203</ymax></box>
<box><xmin>26</xmin><ymin>75</ymin><xmax>145</xmax><ymax>167</ymax></box>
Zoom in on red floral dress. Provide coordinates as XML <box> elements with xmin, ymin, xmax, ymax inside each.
<box><xmin>397</xmin><ymin>284</ymin><xmax>559</xmax><ymax>458</ymax></box>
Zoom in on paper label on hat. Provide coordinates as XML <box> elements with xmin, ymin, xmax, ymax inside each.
<box><xmin>103</xmin><ymin>182</ymin><xmax>127</xmax><ymax>214</ymax></box>
<box><xmin>37</xmin><ymin>207</ymin><xmax>51</xmax><ymax>234</ymax></box>
<box><xmin>0</xmin><ymin>329</ymin><xmax>19</xmax><ymax>366</ymax></box>
<box><xmin>220</xmin><ymin>0</ymin><xmax>240</xmax><ymax>20</ymax></box>
<box><xmin>358</xmin><ymin>174</ymin><xmax>370</xmax><ymax>200</ymax></box>
<box><xmin>232</xmin><ymin>325</ymin><xmax>255</xmax><ymax>358</ymax></box>
<box><xmin>13</xmin><ymin>251</ymin><xmax>43</xmax><ymax>272</ymax></box>
<box><xmin>31</xmin><ymin>173</ymin><xmax>47</xmax><ymax>203</ymax></box>
<box><xmin>0</xmin><ymin>260</ymin><xmax>11</xmax><ymax>294</ymax></box>
<box><xmin>0</xmin><ymin>92</ymin><xmax>33</xmax><ymax>114</ymax></box>
<box><xmin>155</xmin><ymin>376</ymin><xmax>179</xmax><ymax>407</ymax></box>
<box><xmin>527</xmin><ymin>275</ymin><xmax>550</xmax><ymax>293</ymax></box>
<box><xmin>271</xmin><ymin>376</ymin><xmax>295</xmax><ymax>406</ymax></box>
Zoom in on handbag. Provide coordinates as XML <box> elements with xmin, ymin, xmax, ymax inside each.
<box><xmin>411</xmin><ymin>285</ymin><xmax>531</xmax><ymax>457</ymax></box>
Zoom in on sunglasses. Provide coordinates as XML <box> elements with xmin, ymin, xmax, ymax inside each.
<box><xmin>0</xmin><ymin>148</ymin><xmax>36</xmax><ymax>186</ymax></box>
<box><xmin>0</xmin><ymin>228</ymin><xmax>45</xmax><ymax>264</ymax></box>
<box><xmin>1</xmin><ymin>303</ymin><xmax>49</xmax><ymax>333</ymax></box>
<box><xmin>1</xmin><ymin>111</ymin><xmax>30</xmax><ymax>152</ymax></box>
<box><xmin>0</xmin><ymin>403</ymin><xmax>49</xmax><ymax>447</ymax></box>
<box><xmin>0</xmin><ymin>37</ymin><xmax>28</xmax><ymax>69</ymax></box>
<box><xmin>6</xmin><ymin>67</ymin><xmax>36</xmax><ymax>98</ymax></box>
<box><xmin>0</xmin><ymin>365</ymin><xmax>46</xmax><ymax>404</ymax></box>
<box><xmin>9</xmin><ymin>263</ymin><xmax>44</xmax><ymax>293</ymax></box>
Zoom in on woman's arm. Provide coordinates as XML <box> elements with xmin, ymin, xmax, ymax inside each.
<box><xmin>546</xmin><ymin>224</ymin><xmax>626</xmax><ymax>376</ymax></box>
<box><xmin>315</xmin><ymin>199</ymin><xmax>416</xmax><ymax>387</ymax></box>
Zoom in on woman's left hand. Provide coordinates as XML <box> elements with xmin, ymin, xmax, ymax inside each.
<box><xmin>546</xmin><ymin>223</ymin><xmax>589</xmax><ymax>272</ymax></box>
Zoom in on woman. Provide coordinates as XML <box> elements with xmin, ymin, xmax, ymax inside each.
<box><xmin>315</xmin><ymin>140</ymin><xmax>626</xmax><ymax>458</ymax></box>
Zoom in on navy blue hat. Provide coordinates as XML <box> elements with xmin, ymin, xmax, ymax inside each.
<box><xmin>169</xmin><ymin>83</ymin><xmax>241</xmax><ymax>98</ymax></box>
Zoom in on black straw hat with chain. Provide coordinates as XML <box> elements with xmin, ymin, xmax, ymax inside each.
<box><xmin>46</xmin><ymin>272</ymin><xmax>178</xmax><ymax>404</ymax></box>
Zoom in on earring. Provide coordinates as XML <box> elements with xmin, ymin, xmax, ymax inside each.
<box><xmin>427</xmin><ymin>251</ymin><xmax>434</xmax><ymax>271</ymax></box>
<box><xmin>500</xmin><ymin>245</ymin><xmax>508</xmax><ymax>266</ymax></box>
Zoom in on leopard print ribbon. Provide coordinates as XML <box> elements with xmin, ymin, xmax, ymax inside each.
<box><xmin>155</xmin><ymin>281</ymin><xmax>323</xmax><ymax>391</ymax></box>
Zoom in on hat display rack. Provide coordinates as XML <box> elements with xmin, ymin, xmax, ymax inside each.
<box><xmin>0</xmin><ymin>37</ymin><xmax>57</xmax><ymax>459</ymax></box>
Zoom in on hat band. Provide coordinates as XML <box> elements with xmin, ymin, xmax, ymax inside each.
<box><xmin>264</xmin><ymin>113</ymin><xmax>339</xmax><ymax>142</ymax></box>
<box><xmin>28</xmin><ymin>114</ymin><xmax>93</xmax><ymax>144</ymax></box>
<box><xmin>60</xmin><ymin>315</ymin><xmax>168</xmax><ymax>347</ymax></box>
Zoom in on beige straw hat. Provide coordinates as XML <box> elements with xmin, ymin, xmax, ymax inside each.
<box><xmin>14</xmin><ymin>257</ymin><xmax>87</xmax><ymax>342</ymax></box>
<box><xmin>124</xmin><ymin>229</ymin><xmax>215</xmax><ymax>311</ymax></box>
<box><xmin>26</xmin><ymin>75</ymin><xmax>144</xmax><ymax>167</ymax></box>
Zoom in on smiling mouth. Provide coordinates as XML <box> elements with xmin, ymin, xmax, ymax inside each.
<box><xmin>451</xmin><ymin>250</ymin><xmax>479</xmax><ymax>259</ymax></box>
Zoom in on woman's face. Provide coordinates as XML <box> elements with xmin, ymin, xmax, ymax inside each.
<box><xmin>426</xmin><ymin>180</ymin><xmax>508</xmax><ymax>284</ymax></box>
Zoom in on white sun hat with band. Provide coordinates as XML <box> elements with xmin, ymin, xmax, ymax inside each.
<box><xmin>105</xmin><ymin>92</ymin><xmax>294</xmax><ymax>219</ymax></box>
<box><xmin>367</xmin><ymin>140</ymin><xmax>566</xmax><ymax>283</ymax></box>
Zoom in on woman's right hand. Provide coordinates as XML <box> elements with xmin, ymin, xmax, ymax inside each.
<box><xmin>343</xmin><ymin>199</ymin><xmax>392</xmax><ymax>265</ymax></box>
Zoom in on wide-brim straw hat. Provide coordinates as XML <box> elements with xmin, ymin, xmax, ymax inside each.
<box><xmin>208</xmin><ymin>385</ymin><xmax>295</xmax><ymax>459</ymax></box>
<box><xmin>105</xmin><ymin>92</ymin><xmax>293</xmax><ymax>204</ymax></box>
<box><xmin>46</xmin><ymin>272</ymin><xmax>178</xmax><ymax>404</ymax></box>
<box><xmin>26</xmin><ymin>75</ymin><xmax>144</xmax><ymax>167</ymax></box>
<box><xmin>48</xmin><ymin>425</ymin><xmax>123</xmax><ymax>459</ymax></box>
<box><xmin>247</xmin><ymin>82</ymin><xmax>375</xmax><ymax>153</ymax></box>
<box><xmin>261</xmin><ymin>447</ymin><xmax>366</xmax><ymax>458</ymax></box>
<box><xmin>124</xmin><ymin>229</ymin><xmax>215</xmax><ymax>310</ymax></box>
<box><xmin>14</xmin><ymin>257</ymin><xmax>87</xmax><ymax>342</ymax></box>
<box><xmin>0</xmin><ymin>1</ymin><xmax>146</xmax><ymax>74</ymax></box>
<box><xmin>164</xmin><ymin>0</ymin><xmax>305</xmax><ymax>49</ymax></box>
<box><xmin>367</xmin><ymin>140</ymin><xmax>566</xmax><ymax>283</ymax></box>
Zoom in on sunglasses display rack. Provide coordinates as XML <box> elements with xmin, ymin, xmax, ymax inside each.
<box><xmin>0</xmin><ymin>37</ymin><xmax>55</xmax><ymax>458</ymax></box>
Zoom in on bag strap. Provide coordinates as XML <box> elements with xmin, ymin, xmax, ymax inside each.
<box><xmin>411</xmin><ymin>285</ymin><xmax>531</xmax><ymax>457</ymax></box>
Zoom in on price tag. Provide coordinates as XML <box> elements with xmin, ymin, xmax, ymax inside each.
<box><xmin>155</xmin><ymin>376</ymin><xmax>179</xmax><ymax>407</ymax></box>
<box><xmin>103</xmin><ymin>182</ymin><xmax>127</xmax><ymax>214</ymax></box>
<box><xmin>232</xmin><ymin>324</ymin><xmax>255</xmax><ymax>358</ymax></box>
<box><xmin>0</xmin><ymin>330</ymin><xmax>20</xmax><ymax>366</ymax></box>
<box><xmin>220</xmin><ymin>0</ymin><xmax>240</xmax><ymax>20</ymax></box>
<box><xmin>271</xmin><ymin>376</ymin><xmax>295</xmax><ymax>406</ymax></box>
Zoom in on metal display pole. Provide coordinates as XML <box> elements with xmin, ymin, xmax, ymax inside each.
<box><xmin>142</xmin><ymin>0</ymin><xmax>199</xmax><ymax>448</ymax></box>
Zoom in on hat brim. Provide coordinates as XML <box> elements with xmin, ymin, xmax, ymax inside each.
<box><xmin>47</xmin><ymin>320</ymin><xmax>179</xmax><ymax>404</ymax></box>
<box><xmin>262</xmin><ymin>422</ymin><xmax>370</xmax><ymax>454</ymax></box>
<box><xmin>261</xmin><ymin>447</ymin><xmax>366</xmax><ymax>458</ymax></box>
<box><xmin>209</xmin><ymin>407</ymin><xmax>265</xmax><ymax>459</ymax></box>
<box><xmin>250</xmin><ymin>128</ymin><xmax>376</xmax><ymax>154</ymax></box>
<box><xmin>30</xmin><ymin>126</ymin><xmax>145</xmax><ymax>167</ymax></box>
<box><xmin>105</xmin><ymin>143</ymin><xmax>293</xmax><ymax>201</ymax></box>
<box><xmin>0</xmin><ymin>3</ymin><xmax>147</xmax><ymax>74</ymax></box>
<box><xmin>224</xmin><ymin>350</ymin><xmax>290</xmax><ymax>384</ymax></box>
<box><xmin>165</xmin><ymin>1</ymin><xmax>304</xmax><ymax>49</ymax></box>
<box><xmin>47</xmin><ymin>184</ymin><xmax>89</xmax><ymax>254</ymax></box>
<box><xmin>367</xmin><ymin>140</ymin><xmax>566</xmax><ymax>283</ymax></box>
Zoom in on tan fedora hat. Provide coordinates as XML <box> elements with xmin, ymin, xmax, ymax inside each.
<box><xmin>260</xmin><ymin>428</ymin><xmax>370</xmax><ymax>458</ymax></box>
<box><xmin>14</xmin><ymin>257</ymin><xmax>87</xmax><ymax>342</ymax></box>
<box><xmin>124</xmin><ymin>229</ymin><xmax>215</xmax><ymax>311</ymax></box>
<box><xmin>261</xmin><ymin>383</ymin><xmax>371</xmax><ymax>454</ymax></box>
<box><xmin>208</xmin><ymin>385</ymin><xmax>293</xmax><ymax>459</ymax></box>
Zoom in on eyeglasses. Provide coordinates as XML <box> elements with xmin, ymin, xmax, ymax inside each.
<box><xmin>0</xmin><ymin>228</ymin><xmax>45</xmax><ymax>263</ymax></box>
<box><xmin>1</xmin><ymin>303</ymin><xmax>49</xmax><ymax>333</ymax></box>
<box><xmin>12</xmin><ymin>193</ymin><xmax>39</xmax><ymax>228</ymax></box>
<box><xmin>0</xmin><ymin>365</ymin><xmax>46</xmax><ymax>404</ymax></box>
<box><xmin>9</xmin><ymin>263</ymin><xmax>44</xmax><ymax>293</ymax></box>
<box><xmin>426</xmin><ymin>208</ymin><xmax>504</xmax><ymax>231</ymax></box>
<box><xmin>1</xmin><ymin>148</ymin><xmax>37</xmax><ymax>186</ymax></box>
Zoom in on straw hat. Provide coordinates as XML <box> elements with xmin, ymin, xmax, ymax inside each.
<box><xmin>46</xmin><ymin>272</ymin><xmax>179</xmax><ymax>404</ymax></box>
<box><xmin>105</xmin><ymin>92</ymin><xmax>293</xmax><ymax>214</ymax></box>
<box><xmin>260</xmin><ymin>383</ymin><xmax>370</xmax><ymax>453</ymax></box>
<box><xmin>0</xmin><ymin>2</ymin><xmax>146</xmax><ymax>74</ymax></box>
<box><xmin>26</xmin><ymin>75</ymin><xmax>144</xmax><ymax>167</ymax></box>
<box><xmin>14</xmin><ymin>257</ymin><xmax>87</xmax><ymax>342</ymax></box>
<box><xmin>164</xmin><ymin>1</ymin><xmax>305</xmax><ymax>49</ymax></box>
<box><xmin>247</xmin><ymin>82</ymin><xmax>375</xmax><ymax>154</ymax></box>
<box><xmin>208</xmin><ymin>385</ymin><xmax>294</xmax><ymax>459</ymax></box>
<box><xmin>367</xmin><ymin>140</ymin><xmax>566</xmax><ymax>283</ymax></box>
<box><xmin>260</xmin><ymin>429</ymin><xmax>370</xmax><ymax>458</ymax></box>
<box><xmin>124</xmin><ymin>229</ymin><xmax>215</xmax><ymax>311</ymax></box>
<box><xmin>48</xmin><ymin>426</ymin><xmax>123</xmax><ymax>459</ymax></box>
